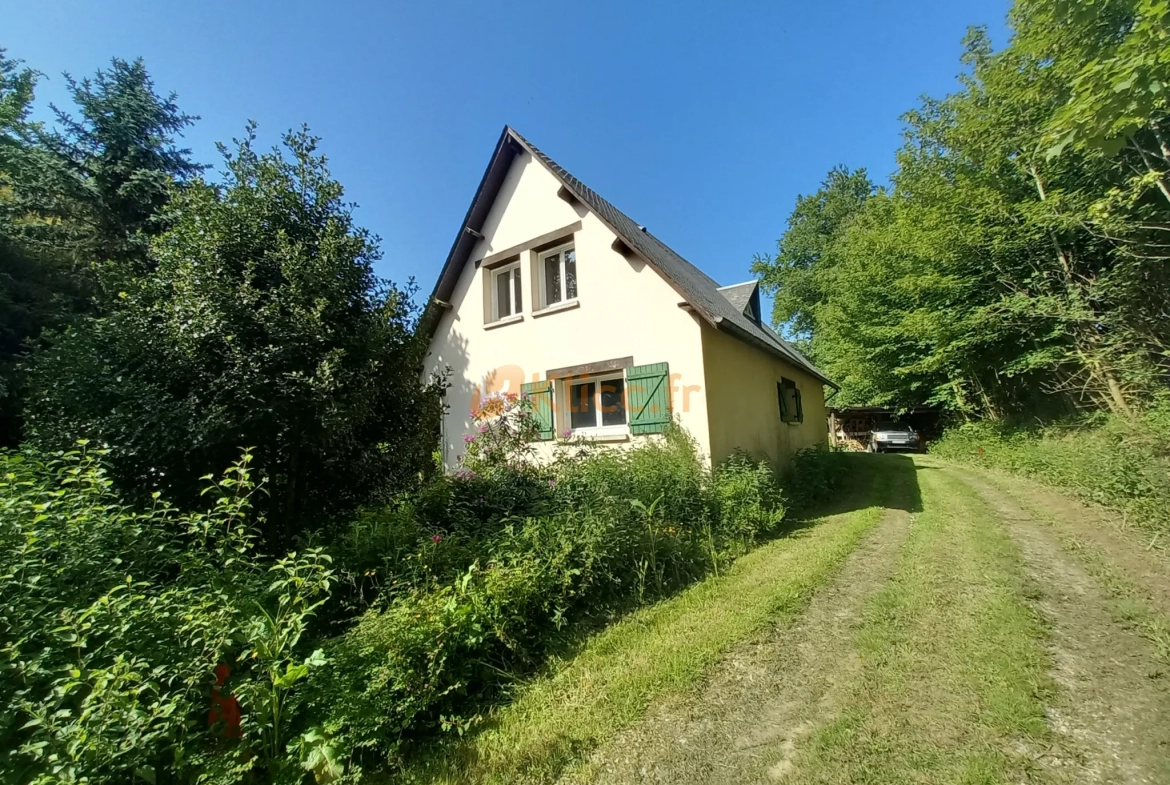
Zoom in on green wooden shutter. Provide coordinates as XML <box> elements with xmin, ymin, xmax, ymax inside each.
<box><xmin>626</xmin><ymin>362</ymin><xmax>671</xmax><ymax>435</ymax></box>
<box><xmin>521</xmin><ymin>381</ymin><xmax>554</xmax><ymax>440</ymax></box>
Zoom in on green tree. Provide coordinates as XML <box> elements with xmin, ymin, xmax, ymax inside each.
<box><xmin>38</xmin><ymin>56</ymin><xmax>202</xmax><ymax>267</ymax></box>
<box><xmin>0</xmin><ymin>52</ymin><xmax>199</xmax><ymax>445</ymax></box>
<box><xmin>752</xmin><ymin>167</ymin><xmax>875</xmax><ymax>342</ymax></box>
<box><xmin>27</xmin><ymin>126</ymin><xmax>443</xmax><ymax>544</ymax></box>
<box><xmin>756</xmin><ymin>7</ymin><xmax>1170</xmax><ymax>418</ymax></box>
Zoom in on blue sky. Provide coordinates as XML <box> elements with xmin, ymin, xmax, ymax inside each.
<box><xmin>6</xmin><ymin>0</ymin><xmax>1010</xmax><ymax>313</ymax></box>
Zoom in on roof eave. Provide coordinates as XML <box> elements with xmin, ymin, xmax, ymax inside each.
<box><xmin>714</xmin><ymin>316</ymin><xmax>838</xmax><ymax>388</ymax></box>
<box><xmin>423</xmin><ymin>126</ymin><xmax>522</xmax><ymax>336</ymax></box>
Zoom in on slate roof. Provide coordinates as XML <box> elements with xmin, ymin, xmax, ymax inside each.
<box><xmin>427</xmin><ymin>126</ymin><xmax>834</xmax><ymax>387</ymax></box>
<box><xmin>717</xmin><ymin>280</ymin><xmax>761</xmax><ymax>319</ymax></box>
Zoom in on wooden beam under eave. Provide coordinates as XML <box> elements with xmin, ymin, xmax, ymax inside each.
<box><xmin>611</xmin><ymin>237</ymin><xmax>633</xmax><ymax>258</ymax></box>
<box><xmin>557</xmin><ymin>185</ymin><xmax>581</xmax><ymax>207</ymax></box>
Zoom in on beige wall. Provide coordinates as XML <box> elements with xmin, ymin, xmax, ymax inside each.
<box><xmin>700</xmin><ymin>322</ymin><xmax>828</xmax><ymax>469</ymax></box>
<box><xmin>425</xmin><ymin>149</ymin><xmax>712</xmax><ymax>468</ymax></box>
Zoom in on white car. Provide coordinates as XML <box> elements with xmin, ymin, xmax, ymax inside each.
<box><xmin>868</xmin><ymin>421</ymin><xmax>921</xmax><ymax>453</ymax></box>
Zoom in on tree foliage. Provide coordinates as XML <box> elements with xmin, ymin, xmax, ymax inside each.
<box><xmin>0</xmin><ymin>51</ymin><xmax>200</xmax><ymax>445</ymax></box>
<box><xmin>755</xmin><ymin>0</ymin><xmax>1170</xmax><ymax>417</ymax></box>
<box><xmin>27</xmin><ymin>126</ymin><xmax>443</xmax><ymax>542</ymax></box>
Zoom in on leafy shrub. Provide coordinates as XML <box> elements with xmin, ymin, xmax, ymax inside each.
<box><xmin>712</xmin><ymin>451</ymin><xmax>787</xmax><ymax>549</ymax></box>
<box><xmin>782</xmin><ymin>445</ymin><xmax>850</xmax><ymax>511</ymax></box>
<box><xmin>0</xmin><ymin>445</ymin><xmax>333</xmax><ymax>785</ymax></box>
<box><xmin>932</xmin><ymin>402</ymin><xmax>1170</xmax><ymax>531</ymax></box>
<box><xmin>1</xmin><ymin>426</ymin><xmax>846</xmax><ymax>784</ymax></box>
<box><xmin>307</xmin><ymin>429</ymin><xmax>844</xmax><ymax>778</ymax></box>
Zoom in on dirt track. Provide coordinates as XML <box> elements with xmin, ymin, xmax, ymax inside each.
<box><xmin>568</xmin><ymin>456</ymin><xmax>1170</xmax><ymax>785</ymax></box>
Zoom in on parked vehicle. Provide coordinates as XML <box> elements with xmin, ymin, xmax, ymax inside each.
<box><xmin>868</xmin><ymin>421</ymin><xmax>921</xmax><ymax>453</ymax></box>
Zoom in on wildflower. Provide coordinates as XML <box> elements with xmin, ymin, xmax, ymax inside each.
<box><xmin>463</xmin><ymin>434</ymin><xmax>475</xmax><ymax>443</ymax></box>
<box><xmin>562</xmin><ymin>429</ymin><xmax>571</xmax><ymax>438</ymax></box>
<box><xmin>431</xmin><ymin>534</ymin><xmax>443</xmax><ymax>543</ymax></box>
<box><xmin>478</xmin><ymin>424</ymin><xmax>488</xmax><ymax>433</ymax></box>
<box><xmin>475</xmin><ymin>496</ymin><xmax>486</xmax><ymax>504</ymax></box>
<box><xmin>548</xmin><ymin>479</ymin><xmax>556</xmax><ymax>488</ymax></box>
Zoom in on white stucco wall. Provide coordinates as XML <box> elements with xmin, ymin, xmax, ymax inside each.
<box><xmin>425</xmin><ymin>150</ymin><xmax>712</xmax><ymax>468</ymax></box>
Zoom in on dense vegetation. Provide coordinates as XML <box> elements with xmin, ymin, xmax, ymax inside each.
<box><xmin>2</xmin><ymin>402</ymin><xmax>844</xmax><ymax>783</ymax></box>
<box><xmin>933</xmin><ymin>400</ymin><xmax>1170</xmax><ymax>531</ymax></box>
<box><xmin>754</xmin><ymin>0</ymin><xmax>1170</xmax><ymax>418</ymax></box>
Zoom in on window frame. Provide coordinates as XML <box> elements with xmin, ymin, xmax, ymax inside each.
<box><xmin>778</xmin><ymin>377</ymin><xmax>803</xmax><ymax>425</ymax></box>
<box><xmin>490</xmin><ymin>260</ymin><xmax>522</xmax><ymax>322</ymax></box>
<box><xmin>537</xmin><ymin>241</ymin><xmax>578</xmax><ymax>311</ymax></box>
<box><xmin>561</xmin><ymin>370</ymin><xmax>628</xmax><ymax>437</ymax></box>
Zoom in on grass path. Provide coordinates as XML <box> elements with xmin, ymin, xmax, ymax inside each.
<box><xmin>392</xmin><ymin>455</ymin><xmax>1170</xmax><ymax>785</ymax></box>
<box><xmin>390</xmin><ymin>455</ymin><xmax>907</xmax><ymax>785</ymax></box>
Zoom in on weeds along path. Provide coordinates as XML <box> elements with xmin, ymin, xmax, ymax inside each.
<box><xmin>391</xmin><ymin>455</ymin><xmax>906</xmax><ymax>785</ymax></box>
<box><xmin>952</xmin><ymin>464</ymin><xmax>1170</xmax><ymax>784</ymax></box>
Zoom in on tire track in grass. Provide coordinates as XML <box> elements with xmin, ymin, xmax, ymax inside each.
<box><xmin>785</xmin><ymin>457</ymin><xmax>1059</xmax><ymax>785</ymax></box>
<box><xmin>954</xmin><ymin>466</ymin><xmax>1170</xmax><ymax>785</ymax></box>
<box><xmin>390</xmin><ymin>456</ymin><xmax>900</xmax><ymax>785</ymax></box>
<box><xmin>564</xmin><ymin>457</ymin><xmax>918</xmax><ymax>785</ymax></box>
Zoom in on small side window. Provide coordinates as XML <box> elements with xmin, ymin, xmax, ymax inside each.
<box><xmin>538</xmin><ymin>242</ymin><xmax>577</xmax><ymax>309</ymax></box>
<box><xmin>778</xmin><ymin>378</ymin><xmax>803</xmax><ymax>424</ymax></box>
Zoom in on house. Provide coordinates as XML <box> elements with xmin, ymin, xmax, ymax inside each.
<box><xmin>423</xmin><ymin>127</ymin><xmax>835</xmax><ymax>470</ymax></box>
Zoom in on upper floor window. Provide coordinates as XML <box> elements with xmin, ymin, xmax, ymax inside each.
<box><xmin>539</xmin><ymin>243</ymin><xmax>577</xmax><ymax>309</ymax></box>
<box><xmin>491</xmin><ymin>262</ymin><xmax>522</xmax><ymax>321</ymax></box>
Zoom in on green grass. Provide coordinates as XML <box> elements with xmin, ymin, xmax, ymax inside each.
<box><xmin>387</xmin><ymin>457</ymin><xmax>902</xmax><ymax>785</ymax></box>
<box><xmin>788</xmin><ymin>459</ymin><xmax>1056</xmax><ymax>785</ymax></box>
<box><xmin>932</xmin><ymin>407</ymin><xmax>1170</xmax><ymax>532</ymax></box>
<box><xmin>992</xmin><ymin>476</ymin><xmax>1170</xmax><ymax>668</ymax></box>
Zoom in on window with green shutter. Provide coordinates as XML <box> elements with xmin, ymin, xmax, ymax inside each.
<box><xmin>626</xmin><ymin>362</ymin><xmax>671</xmax><ymax>435</ymax></box>
<box><xmin>778</xmin><ymin>377</ymin><xmax>802</xmax><ymax>424</ymax></box>
<box><xmin>520</xmin><ymin>381</ymin><xmax>555</xmax><ymax>440</ymax></box>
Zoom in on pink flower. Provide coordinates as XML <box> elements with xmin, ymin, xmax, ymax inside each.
<box><xmin>548</xmin><ymin>479</ymin><xmax>556</xmax><ymax>488</ymax></box>
<box><xmin>562</xmin><ymin>429</ymin><xmax>571</xmax><ymax>438</ymax></box>
<box><xmin>431</xmin><ymin>534</ymin><xmax>443</xmax><ymax>543</ymax></box>
<box><xmin>463</xmin><ymin>434</ymin><xmax>475</xmax><ymax>443</ymax></box>
<box><xmin>478</xmin><ymin>424</ymin><xmax>489</xmax><ymax>433</ymax></box>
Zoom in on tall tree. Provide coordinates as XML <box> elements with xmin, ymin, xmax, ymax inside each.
<box><xmin>27</xmin><ymin>126</ymin><xmax>443</xmax><ymax>544</ymax></box>
<box><xmin>756</xmin><ymin>5</ymin><xmax>1170</xmax><ymax>418</ymax></box>
<box><xmin>38</xmin><ymin>57</ymin><xmax>202</xmax><ymax>268</ymax></box>
<box><xmin>0</xmin><ymin>52</ymin><xmax>198</xmax><ymax>445</ymax></box>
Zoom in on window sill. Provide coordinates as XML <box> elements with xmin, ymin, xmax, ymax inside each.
<box><xmin>484</xmin><ymin>313</ymin><xmax>524</xmax><ymax>330</ymax></box>
<box><xmin>532</xmin><ymin>299</ymin><xmax>580</xmax><ymax>318</ymax></box>
<box><xmin>561</xmin><ymin>429</ymin><xmax>630</xmax><ymax>443</ymax></box>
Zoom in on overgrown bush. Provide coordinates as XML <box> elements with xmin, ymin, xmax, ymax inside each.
<box><xmin>932</xmin><ymin>401</ymin><xmax>1170</xmax><ymax>531</ymax></box>
<box><xmin>0</xmin><ymin>445</ymin><xmax>333</xmax><ymax>785</ymax></box>
<box><xmin>305</xmin><ymin>426</ymin><xmax>841</xmax><ymax>778</ymax></box>
<box><xmin>1</xmin><ymin>421</ymin><xmax>846</xmax><ymax>784</ymax></box>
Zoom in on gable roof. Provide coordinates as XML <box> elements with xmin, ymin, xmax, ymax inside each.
<box><xmin>426</xmin><ymin>126</ymin><xmax>835</xmax><ymax>387</ymax></box>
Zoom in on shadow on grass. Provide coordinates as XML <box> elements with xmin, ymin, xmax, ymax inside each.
<box><xmin>790</xmin><ymin>453</ymin><xmax>923</xmax><ymax>520</ymax></box>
